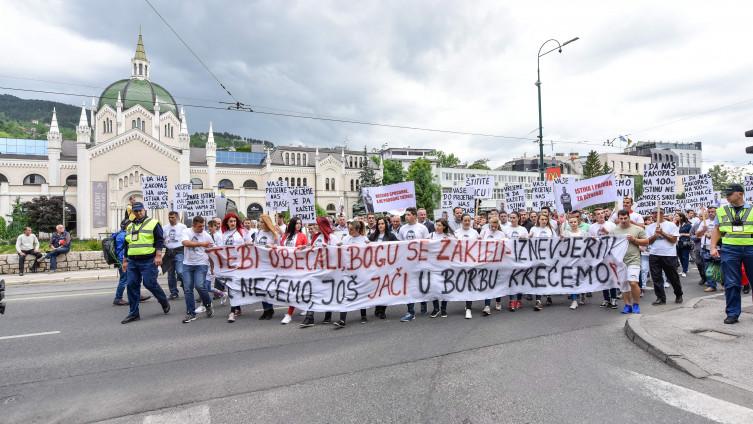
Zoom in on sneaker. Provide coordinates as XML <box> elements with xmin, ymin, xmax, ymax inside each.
<box><xmin>160</xmin><ymin>301</ymin><xmax>171</xmax><ymax>314</ymax></box>
<box><xmin>632</xmin><ymin>304</ymin><xmax>641</xmax><ymax>314</ymax></box>
<box><xmin>440</xmin><ymin>310</ymin><xmax>448</xmax><ymax>318</ymax></box>
<box><xmin>680</xmin><ymin>272</ymin><xmax>687</xmax><ymax>277</ymax></box>
<box><xmin>169</xmin><ymin>293</ymin><xmax>179</xmax><ymax>300</ymax></box>
<box><xmin>218</xmin><ymin>292</ymin><xmax>227</xmax><ymax>305</ymax></box>
<box><xmin>569</xmin><ymin>300</ymin><xmax>578</xmax><ymax>310</ymax></box>
<box><xmin>652</xmin><ymin>299</ymin><xmax>666</xmax><ymax>305</ymax></box>
<box><xmin>545</xmin><ymin>296</ymin><xmax>553</xmax><ymax>306</ymax></box>
<box><xmin>321</xmin><ymin>316</ymin><xmax>332</xmax><ymax>325</ymax></box>
<box><xmin>194</xmin><ymin>305</ymin><xmax>206</xmax><ymax>314</ymax></box>
<box><xmin>508</xmin><ymin>301</ymin><xmax>515</xmax><ymax>312</ymax></box>
<box><xmin>227</xmin><ymin>312</ymin><xmax>236</xmax><ymax>323</ymax></box>
<box><xmin>465</xmin><ymin>309</ymin><xmax>472</xmax><ymax>319</ymax></box>
<box><xmin>281</xmin><ymin>314</ymin><xmax>292</xmax><ymax>325</ymax></box>
<box><xmin>400</xmin><ymin>313</ymin><xmax>415</xmax><ymax>322</ymax></box>
<box><xmin>534</xmin><ymin>300</ymin><xmax>543</xmax><ymax>311</ymax></box>
<box><xmin>664</xmin><ymin>282</ymin><xmax>670</xmax><ymax>288</ymax></box>
<box><xmin>299</xmin><ymin>317</ymin><xmax>314</xmax><ymax>328</ymax></box>
<box><xmin>640</xmin><ymin>289</ymin><xmax>645</xmax><ymax>297</ymax></box>
<box><xmin>579</xmin><ymin>294</ymin><xmax>586</xmax><ymax>305</ymax></box>
<box><xmin>600</xmin><ymin>300</ymin><xmax>609</xmax><ymax>308</ymax></box>
<box><xmin>360</xmin><ymin>316</ymin><xmax>368</xmax><ymax>324</ymax></box>
<box><xmin>621</xmin><ymin>305</ymin><xmax>633</xmax><ymax>314</ymax></box>
<box><xmin>609</xmin><ymin>299</ymin><xmax>618</xmax><ymax>309</ymax></box>
<box><xmin>205</xmin><ymin>304</ymin><xmax>213</xmax><ymax>318</ymax></box>
<box><xmin>494</xmin><ymin>301</ymin><xmax>502</xmax><ymax>311</ymax></box>
<box><xmin>182</xmin><ymin>314</ymin><xmax>197</xmax><ymax>323</ymax></box>
<box><xmin>19</xmin><ymin>272</ymin><xmax>24</xmax><ymax>277</ymax></box>
<box><xmin>430</xmin><ymin>309</ymin><xmax>440</xmax><ymax>318</ymax></box>
<box><xmin>113</xmin><ymin>299</ymin><xmax>128</xmax><ymax>306</ymax></box>
<box><xmin>333</xmin><ymin>320</ymin><xmax>346</xmax><ymax>329</ymax></box>
<box><xmin>704</xmin><ymin>287</ymin><xmax>717</xmax><ymax>292</ymax></box>
<box><xmin>482</xmin><ymin>305</ymin><xmax>491</xmax><ymax>316</ymax></box>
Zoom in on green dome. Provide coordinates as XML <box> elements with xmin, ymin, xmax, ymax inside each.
<box><xmin>98</xmin><ymin>79</ymin><xmax>178</xmax><ymax>116</ymax></box>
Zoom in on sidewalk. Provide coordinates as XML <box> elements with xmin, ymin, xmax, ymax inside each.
<box><xmin>1</xmin><ymin>268</ymin><xmax>119</xmax><ymax>285</ymax></box>
<box><xmin>625</xmin><ymin>293</ymin><xmax>753</xmax><ymax>392</ymax></box>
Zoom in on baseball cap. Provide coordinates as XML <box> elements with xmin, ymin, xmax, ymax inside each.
<box><xmin>723</xmin><ymin>184</ymin><xmax>744</xmax><ymax>197</ymax></box>
<box><xmin>131</xmin><ymin>202</ymin><xmax>145</xmax><ymax>211</ymax></box>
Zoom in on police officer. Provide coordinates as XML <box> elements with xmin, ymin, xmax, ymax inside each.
<box><xmin>121</xmin><ymin>202</ymin><xmax>171</xmax><ymax>324</ymax></box>
<box><xmin>710</xmin><ymin>184</ymin><xmax>753</xmax><ymax>324</ymax></box>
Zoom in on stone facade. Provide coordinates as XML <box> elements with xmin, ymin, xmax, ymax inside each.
<box><xmin>0</xmin><ymin>250</ymin><xmax>112</xmax><ymax>275</ymax></box>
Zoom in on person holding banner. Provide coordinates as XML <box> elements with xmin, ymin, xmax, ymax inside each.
<box><xmin>368</xmin><ymin>216</ymin><xmax>399</xmax><ymax>320</ymax></box>
<box><xmin>280</xmin><ymin>217</ymin><xmax>309</xmax><ymax>325</ymax></box>
<box><xmin>449</xmin><ymin>207</ymin><xmax>464</xmax><ymax>232</ymax></box>
<box><xmin>179</xmin><ymin>216</ymin><xmax>215</xmax><ymax>323</ymax></box>
<box><xmin>454</xmin><ymin>214</ymin><xmax>479</xmax><ymax>241</ymax></box>
<box><xmin>300</xmin><ymin>217</ymin><xmax>340</xmax><ymax>328</ymax></box>
<box><xmin>613</xmin><ymin>210</ymin><xmax>649</xmax><ymax>314</ymax></box>
<box><xmin>589</xmin><ymin>209</ymin><xmax>618</xmax><ymax>309</ymax></box>
<box><xmin>647</xmin><ymin>209</ymin><xmax>683</xmax><ymax>305</ymax></box>
<box><xmin>710</xmin><ymin>184</ymin><xmax>753</xmax><ymax>325</ymax></box>
<box><xmin>238</xmin><ymin>214</ymin><xmax>280</xmax><ymax>323</ymax></box>
<box><xmin>529</xmin><ymin>214</ymin><xmax>556</xmax><ymax>311</ymax></box>
<box><xmin>428</xmin><ymin>218</ymin><xmax>454</xmax><ymax>318</ymax></box>
<box><xmin>399</xmin><ymin>207</ymin><xmax>431</xmax><ymax>322</ymax></box>
<box><xmin>561</xmin><ymin>215</ymin><xmax>587</xmax><ymax>310</ymax></box>
<box><xmin>334</xmin><ymin>220</ymin><xmax>370</xmax><ymax>329</ymax></box>
<box><xmin>503</xmin><ymin>212</ymin><xmax>527</xmax><ymax>311</ymax></box>
<box><xmin>467</xmin><ymin>217</ymin><xmax>505</xmax><ymax>316</ymax></box>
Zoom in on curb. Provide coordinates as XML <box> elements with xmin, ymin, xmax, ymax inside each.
<box><xmin>3</xmin><ymin>273</ymin><xmax>116</xmax><ymax>287</ymax></box>
<box><xmin>624</xmin><ymin>315</ymin><xmax>711</xmax><ymax>379</ymax></box>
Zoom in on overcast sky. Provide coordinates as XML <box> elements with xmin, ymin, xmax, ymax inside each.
<box><xmin>2</xmin><ymin>0</ymin><xmax>753</xmax><ymax>170</ymax></box>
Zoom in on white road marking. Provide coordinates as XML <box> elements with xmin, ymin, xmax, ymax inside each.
<box><xmin>0</xmin><ymin>331</ymin><xmax>61</xmax><ymax>341</ymax></box>
<box><xmin>7</xmin><ymin>291</ymin><xmax>114</xmax><ymax>301</ymax></box>
<box><xmin>627</xmin><ymin>371</ymin><xmax>753</xmax><ymax>423</ymax></box>
<box><xmin>143</xmin><ymin>405</ymin><xmax>210</xmax><ymax>424</ymax></box>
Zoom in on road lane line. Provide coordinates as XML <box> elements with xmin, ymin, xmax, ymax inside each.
<box><xmin>0</xmin><ymin>331</ymin><xmax>61</xmax><ymax>341</ymax></box>
<box><xmin>627</xmin><ymin>371</ymin><xmax>753</xmax><ymax>423</ymax></box>
<box><xmin>143</xmin><ymin>405</ymin><xmax>210</xmax><ymax>424</ymax></box>
<box><xmin>8</xmin><ymin>291</ymin><xmax>114</xmax><ymax>301</ymax></box>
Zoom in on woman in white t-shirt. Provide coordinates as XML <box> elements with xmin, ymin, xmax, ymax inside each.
<box><xmin>504</xmin><ymin>212</ymin><xmax>528</xmax><ymax>311</ymax></box>
<box><xmin>469</xmin><ymin>217</ymin><xmax>505</xmax><ymax>317</ymax></box>
<box><xmin>561</xmin><ymin>216</ymin><xmax>587</xmax><ymax>310</ymax></box>
<box><xmin>218</xmin><ymin>213</ymin><xmax>244</xmax><ymax>321</ymax></box>
<box><xmin>454</xmin><ymin>214</ymin><xmax>480</xmax><ymax>241</ymax></box>
<box><xmin>332</xmin><ymin>221</ymin><xmax>369</xmax><ymax>329</ymax></box>
<box><xmin>428</xmin><ymin>218</ymin><xmax>455</xmax><ymax>318</ymax></box>
<box><xmin>300</xmin><ymin>217</ymin><xmax>338</xmax><ymax>328</ymax></box>
<box><xmin>529</xmin><ymin>214</ymin><xmax>556</xmax><ymax>311</ymax></box>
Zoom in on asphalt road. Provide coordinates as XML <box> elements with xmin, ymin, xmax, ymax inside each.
<box><xmin>2</xmin><ymin>268</ymin><xmax>753</xmax><ymax>424</ymax></box>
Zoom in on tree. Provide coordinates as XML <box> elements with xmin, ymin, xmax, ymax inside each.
<box><xmin>354</xmin><ymin>147</ymin><xmax>382</xmax><ymax>215</ymax></box>
<box><xmin>22</xmin><ymin>196</ymin><xmax>73</xmax><ymax>234</ymax></box>
<box><xmin>634</xmin><ymin>175</ymin><xmax>644</xmax><ymax>199</ymax></box>
<box><xmin>315</xmin><ymin>203</ymin><xmax>328</xmax><ymax>217</ymax></box>
<box><xmin>601</xmin><ymin>161</ymin><xmax>612</xmax><ymax>175</ymax></box>
<box><xmin>434</xmin><ymin>150</ymin><xmax>462</xmax><ymax>168</ymax></box>
<box><xmin>382</xmin><ymin>159</ymin><xmax>405</xmax><ymax>185</ymax></box>
<box><xmin>468</xmin><ymin>159</ymin><xmax>491</xmax><ymax>170</ymax></box>
<box><xmin>6</xmin><ymin>197</ymin><xmax>28</xmax><ymax>238</ymax></box>
<box><xmin>406</xmin><ymin>158</ymin><xmax>441</xmax><ymax>215</ymax></box>
<box><xmin>370</xmin><ymin>155</ymin><xmax>381</xmax><ymax>167</ymax></box>
<box><xmin>581</xmin><ymin>150</ymin><xmax>603</xmax><ymax>178</ymax></box>
<box><xmin>708</xmin><ymin>164</ymin><xmax>744</xmax><ymax>191</ymax></box>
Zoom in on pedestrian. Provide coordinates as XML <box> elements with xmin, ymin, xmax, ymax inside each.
<box><xmin>454</xmin><ymin>213</ymin><xmax>479</xmax><ymax>240</ymax></box>
<box><xmin>448</xmin><ymin>207</ymin><xmax>463</xmax><ymax>232</ymax></box>
<box><xmin>179</xmin><ymin>216</ymin><xmax>214</xmax><ymax>323</ymax></box>
<box><xmin>162</xmin><ymin>211</ymin><xmax>186</xmax><ymax>300</ymax></box>
<box><xmin>333</xmin><ymin>220</ymin><xmax>369</xmax><ymax>329</ymax></box>
<box><xmin>36</xmin><ymin>224</ymin><xmax>71</xmax><ymax>273</ymax></box>
<box><xmin>589</xmin><ymin>208</ymin><xmax>618</xmax><ymax>309</ymax></box>
<box><xmin>120</xmin><ymin>202</ymin><xmax>171</xmax><ymax>324</ymax></box>
<box><xmin>398</xmin><ymin>207</ymin><xmax>430</xmax><ymax>322</ymax></box>
<box><xmin>561</xmin><ymin>215</ymin><xmax>587</xmax><ymax>310</ymax></box>
<box><xmin>690</xmin><ymin>210</ymin><xmax>706</xmax><ymax>287</ymax></box>
<box><xmin>610</xmin><ymin>197</ymin><xmax>645</xmax><ymax>227</ymax></box>
<box><xmin>300</xmin><ymin>217</ymin><xmax>341</xmax><ymax>328</ymax></box>
<box><xmin>428</xmin><ymin>218</ymin><xmax>454</xmax><ymax>318</ymax></box>
<box><xmin>465</xmin><ymin>217</ymin><xmax>505</xmax><ymax>318</ymax></box>
<box><xmin>237</xmin><ymin>214</ymin><xmax>280</xmax><ymax>323</ymax></box>
<box><xmin>503</xmin><ymin>211</ymin><xmax>528</xmax><ymax>311</ymax></box>
<box><xmin>368</xmin><ymin>216</ymin><xmax>398</xmax><ymax>319</ymax></box>
<box><xmin>365</xmin><ymin>213</ymin><xmax>377</xmax><ymax>237</ymax></box>
<box><xmin>647</xmin><ymin>208</ymin><xmax>683</xmax><ymax>306</ymax></box>
<box><xmin>639</xmin><ymin>215</ymin><xmax>653</xmax><ymax>296</ymax></box>
<box><xmin>417</xmin><ymin>208</ymin><xmax>435</xmax><ymax>233</ymax></box>
<box><xmin>112</xmin><ymin>219</ymin><xmax>151</xmax><ymax>305</ymax></box>
<box><xmin>280</xmin><ymin>216</ymin><xmax>309</xmax><ymax>325</ymax></box>
<box><xmin>613</xmin><ymin>210</ymin><xmax>649</xmax><ymax>314</ymax></box>
<box><xmin>334</xmin><ymin>214</ymin><xmax>349</xmax><ymax>239</ymax></box>
<box><xmin>16</xmin><ymin>226</ymin><xmax>42</xmax><ymax>276</ymax></box>
<box><xmin>710</xmin><ymin>184</ymin><xmax>753</xmax><ymax>324</ymax></box>
<box><xmin>528</xmin><ymin>213</ymin><xmax>555</xmax><ymax>311</ymax></box>
<box><xmin>675</xmin><ymin>212</ymin><xmax>692</xmax><ymax>277</ymax></box>
<box><xmin>390</xmin><ymin>214</ymin><xmax>403</xmax><ymax>234</ymax></box>
<box><xmin>697</xmin><ymin>207</ymin><xmax>720</xmax><ymax>292</ymax></box>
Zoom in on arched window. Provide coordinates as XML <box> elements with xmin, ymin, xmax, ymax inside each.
<box><xmin>141</xmin><ymin>120</ymin><xmax>145</xmax><ymax>131</ymax></box>
<box><xmin>296</xmin><ymin>178</ymin><xmax>301</xmax><ymax>186</ymax></box>
<box><xmin>356</xmin><ymin>180</ymin><xmax>360</xmax><ymax>190</ymax></box>
<box><xmin>243</xmin><ymin>179</ymin><xmax>258</xmax><ymax>189</ymax></box>
<box><xmin>134</xmin><ymin>64</ymin><xmax>137</xmax><ymax>75</ymax></box>
<box><xmin>326</xmin><ymin>203</ymin><xmax>336</xmax><ymax>212</ymax></box>
<box><xmin>350</xmin><ymin>180</ymin><xmax>354</xmax><ymax>191</ymax></box>
<box><xmin>139</xmin><ymin>63</ymin><xmax>143</xmax><ymax>75</ymax></box>
<box><xmin>145</xmin><ymin>65</ymin><xmax>148</xmax><ymax>76</ymax></box>
<box><xmin>0</xmin><ymin>173</ymin><xmax>7</xmax><ymax>183</ymax></box>
<box><xmin>297</xmin><ymin>153</ymin><xmax>301</xmax><ymax>165</ymax></box>
<box><xmin>331</xmin><ymin>179</ymin><xmax>335</xmax><ymax>191</ymax></box>
<box><xmin>303</xmin><ymin>155</ymin><xmax>308</xmax><ymax>166</ymax></box>
<box><xmin>278</xmin><ymin>177</ymin><xmax>283</xmax><ymax>181</ymax></box>
<box><xmin>23</xmin><ymin>174</ymin><xmax>46</xmax><ymax>185</ymax></box>
<box><xmin>218</xmin><ymin>179</ymin><xmax>234</xmax><ymax>189</ymax></box>
<box><xmin>303</xmin><ymin>178</ymin><xmax>307</xmax><ymax>186</ymax></box>
<box><xmin>285</xmin><ymin>177</ymin><xmax>289</xmax><ymax>186</ymax></box>
<box><xmin>65</xmin><ymin>174</ymin><xmax>77</xmax><ymax>187</ymax></box>
<box><xmin>191</xmin><ymin>178</ymin><xmax>203</xmax><ymax>189</ymax></box>
<box><xmin>132</xmin><ymin>120</ymin><xmax>137</xmax><ymax>129</ymax></box>
<box><xmin>325</xmin><ymin>178</ymin><xmax>330</xmax><ymax>191</ymax></box>
<box><xmin>284</xmin><ymin>152</ymin><xmax>289</xmax><ymax>165</ymax></box>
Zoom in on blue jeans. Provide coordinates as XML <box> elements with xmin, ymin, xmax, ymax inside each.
<box><xmin>182</xmin><ymin>264</ymin><xmax>211</xmax><ymax>315</ymax></box>
<box><xmin>45</xmin><ymin>246</ymin><xmax>70</xmax><ymax>271</ymax></box>
<box><xmin>166</xmin><ymin>251</ymin><xmax>184</xmax><ymax>296</ymax></box>
<box><xmin>721</xmin><ymin>245</ymin><xmax>753</xmax><ymax>319</ymax></box>
<box><xmin>126</xmin><ymin>257</ymin><xmax>168</xmax><ymax>317</ymax></box>
<box><xmin>677</xmin><ymin>246</ymin><xmax>691</xmax><ymax>273</ymax></box>
<box><xmin>115</xmin><ymin>267</ymin><xmax>128</xmax><ymax>300</ymax></box>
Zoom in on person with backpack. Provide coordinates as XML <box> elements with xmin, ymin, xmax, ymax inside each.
<box><xmin>111</xmin><ymin>220</ymin><xmax>151</xmax><ymax>306</ymax></box>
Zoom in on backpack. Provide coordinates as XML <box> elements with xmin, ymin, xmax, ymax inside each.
<box><xmin>102</xmin><ymin>234</ymin><xmax>119</xmax><ymax>265</ymax></box>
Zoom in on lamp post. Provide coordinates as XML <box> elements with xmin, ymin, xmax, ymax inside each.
<box><xmin>536</xmin><ymin>37</ymin><xmax>579</xmax><ymax>181</ymax></box>
<box><xmin>62</xmin><ymin>184</ymin><xmax>69</xmax><ymax>230</ymax></box>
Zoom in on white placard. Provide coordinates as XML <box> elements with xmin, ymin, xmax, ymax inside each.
<box><xmin>265</xmin><ymin>180</ymin><xmax>289</xmax><ymax>213</ymax></box>
<box><xmin>465</xmin><ymin>175</ymin><xmax>494</xmax><ymax>200</ymax></box>
<box><xmin>530</xmin><ymin>181</ymin><xmax>554</xmax><ymax>210</ymax></box>
<box><xmin>615</xmin><ymin>177</ymin><xmax>634</xmax><ymax>201</ymax></box>
<box><xmin>504</xmin><ymin>184</ymin><xmax>526</xmax><ymax>212</ymax></box>
<box><xmin>140</xmin><ymin>175</ymin><xmax>168</xmax><ymax>210</ymax></box>
<box><xmin>682</xmin><ymin>174</ymin><xmax>714</xmax><ymax>210</ymax></box>
<box><xmin>553</xmin><ymin>177</ymin><xmax>576</xmax><ymax>213</ymax></box>
<box><xmin>745</xmin><ymin>176</ymin><xmax>753</xmax><ymax>204</ymax></box>
<box><xmin>288</xmin><ymin>186</ymin><xmax>316</xmax><ymax>224</ymax></box>
<box><xmin>642</xmin><ymin>163</ymin><xmax>677</xmax><ymax>213</ymax></box>
<box><xmin>362</xmin><ymin>181</ymin><xmax>417</xmax><ymax>213</ymax></box>
<box><xmin>571</xmin><ymin>174</ymin><xmax>617</xmax><ymax>210</ymax></box>
<box><xmin>173</xmin><ymin>183</ymin><xmax>193</xmax><ymax>212</ymax></box>
<box><xmin>183</xmin><ymin>192</ymin><xmax>216</xmax><ymax>219</ymax></box>
<box><xmin>441</xmin><ymin>187</ymin><xmax>474</xmax><ymax>216</ymax></box>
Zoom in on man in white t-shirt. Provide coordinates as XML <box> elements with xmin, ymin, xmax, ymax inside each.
<box><xmin>588</xmin><ymin>209</ymin><xmax>616</xmax><ymax>237</ymax></box>
<box><xmin>449</xmin><ymin>207</ymin><xmax>464</xmax><ymax>232</ymax></box>
<box><xmin>180</xmin><ymin>216</ymin><xmax>215</xmax><ymax>323</ymax></box>
<box><xmin>398</xmin><ymin>207</ymin><xmax>430</xmax><ymax>321</ymax></box>
<box><xmin>647</xmin><ymin>209</ymin><xmax>683</xmax><ymax>305</ymax></box>
<box><xmin>162</xmin><ymin>211</ymin><xmax>187</xmax><ymax>299</ymax></box>
<box><xmin>610</xmin><ymin>197</ymin><xmax>645</xmax><ymax>228</ymax></box>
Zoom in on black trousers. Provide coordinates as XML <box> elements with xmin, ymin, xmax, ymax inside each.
<box><xmin>649</xmin><ymin>255</ymin><xmax>683</xmax><ymax>301</ymax></box>
<box><xmin>18</xmin><ymin>250</ymin><xmax>43</xmax><ymax>273</ymax></box>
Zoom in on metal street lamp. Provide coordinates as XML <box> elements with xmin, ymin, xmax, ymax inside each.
<box><xmin>62</xmin><ymin>184</ymin><xmax>69</xmax><ymax>229</ymax></box>
<box><xmin>536</xmin><ymin>37</ymin><xmax>579</xmax><ymax>181</ymax></box>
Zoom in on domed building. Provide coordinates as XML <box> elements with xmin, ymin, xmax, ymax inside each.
<box><xmin>0</xmin><ymin>32</ymin><xmax>380</xmax><ymax>237</ymax></box>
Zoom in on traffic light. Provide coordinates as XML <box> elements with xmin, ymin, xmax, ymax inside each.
<box><xmin>746</xmin><ymin>129</ymin><xmax>753</xmax><ymax>153</ymax></box>
<box><xmin>0</xmin><ymin>279</ymin><xmax>5</xmax><ymax>315</ymax></box>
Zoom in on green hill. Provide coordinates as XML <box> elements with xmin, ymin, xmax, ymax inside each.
<box><xmin>189</xmin><ymin>131</ymin><xmax>274</xmax><ymax>151</ymax></box>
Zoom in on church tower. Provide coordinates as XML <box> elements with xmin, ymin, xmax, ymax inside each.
<box><xmin>131</xmin><ymin>30</ymin><xmax>150</xmax><ymax>81</ymax></box>
<box><xmin>46</xmin><ymin>108</ymin><xmax>62</xmax><ymax>186</ymax></box>
<box><xmin>76</xmin><ymin>105</ymin><xmax>92</xmax><ymax>238</ymax></box>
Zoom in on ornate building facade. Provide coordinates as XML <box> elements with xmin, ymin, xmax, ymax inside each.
<box><xmin>0</xmin><ymin>32</ymin><xmax>380</xmax><ymax>237</ymax></box>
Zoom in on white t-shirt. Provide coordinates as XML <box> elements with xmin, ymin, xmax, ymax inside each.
<box><xmin>698</xmin><ymin>218</ymin><xmax>716</xmax><ymax>249</ymax></box>
<box><xmin>503</xmin><ymin>225</ymin><xmax>528</xmax><ymax>239</ymax></box>
<box><xmin>398</xmin><ymin>223</ymin><xmax>430</xmax><ymax>241</ymax></box>
<box><xmin>221</xmin><ymin>229</ymin><xmax>245</xmax><ymax>246</ymax></box>
<box><xmin>610</xmin><ymin>211</ymin><xmax>645</xmax><ymax>225</ymax></box>
<box><xmin>243</xmin><ymin>228</ymin><xmax>258</xmax><ymax>244</ymax></box>
<box><xmin>484</xmin><ymin>229</ymin><xmax>506</xmax><ymax>240</ymax></box>
<box><xmin>311</xmin><ymin>232</ymin><xmax>340</xmax><ymax>247</ymax></box>
<box><xmin>342</xmin><ymin>235</ymin><xmax>368</xmax><ymax>245</ymax></box>
<box><xmin>181</xmin><ymin>229</ymin><xmax>214</xmax><ymax>266</ymax></box>
<box><xmin>430</xmin><ymin>232</ymin><xmax>454</xmax><ymax>240</ymax></box>
<box><xmin>563</xmin><ymin>227</ymin><xmax>585</xmax><ymax>238</ymax></box>
<box><xmin>588</xmin><ymin>221</ymin><xmax>616</xmax><ymax>237</ymax></box>
<box><xmin>163</xmin><ymin>223</ymin><xmax>187</xmax><ymax>249</ymax></box>
<box><xmin>529</xmin><ymin>226</ymin><xmax>554</xmax><ymax>238</ymax></box>
<box><xmin>454</xmin><ymin>227</ymin><xmax>479</xmax><ymax>240</ymax></box>
<box><xmin>254</xmin><ymin>230</ymin><xmax>279</xmax><ymax>247</ymax></box>
<box><xmin>645</xmin><ymin>221</ymin><xmax>680</xmax><ymax>257</ymax></box>
<box><xmin>334</xmin><ymin>225</ymin><xmax>349</xmax><ymax>239</ymax></box>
